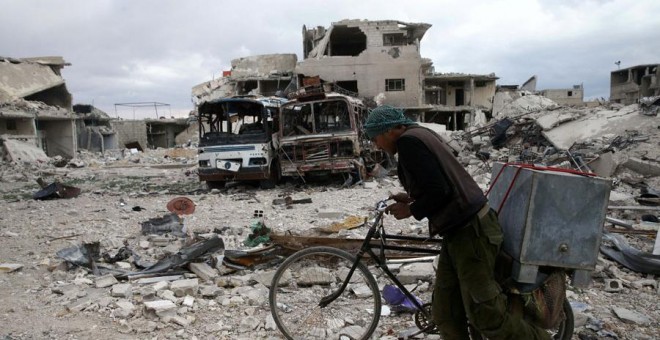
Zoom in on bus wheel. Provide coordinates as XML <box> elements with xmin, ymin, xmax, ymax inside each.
<box><xmin>206</xmin><ymin>181</ymin><xmax>225</xmax><ymax>190</ymax></box>
<box><xmin>259</xmin><ymin>161</ymin><xmax>280</xmax><ymax>189</ymax></box>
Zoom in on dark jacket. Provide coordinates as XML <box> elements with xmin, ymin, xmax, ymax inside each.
<box><xmin>397</xmin><ymin>125</ymin><xmax>487</xmax><ymax>236</ymax></box>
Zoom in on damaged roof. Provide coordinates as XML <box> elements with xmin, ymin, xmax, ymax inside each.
<box><xmin>0</xmin><ymin>56</ymin><xmax>69</xmax><ymax>99</ymax></box>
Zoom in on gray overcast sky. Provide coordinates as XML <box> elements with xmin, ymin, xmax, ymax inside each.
<box><xmin>2</xmin><ymin>0</ymin><xmax>659</xmax><ymax>119</ymax></box>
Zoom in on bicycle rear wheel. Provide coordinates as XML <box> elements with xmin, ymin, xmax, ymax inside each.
<box><xmin>269</xmin><ymin>246</ymin><xmax>382</xmax><ymax>340</ymax></box>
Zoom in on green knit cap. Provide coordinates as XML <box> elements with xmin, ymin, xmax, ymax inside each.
<box><xmin>363</xmin><ymin>105</ymin><xmax>416</xmax><ymax>139</ymax></box>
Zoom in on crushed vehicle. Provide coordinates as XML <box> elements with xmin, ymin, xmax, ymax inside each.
<box><xmin>277</xmin><ymin>86</ymin><xmax>381</xmax><ymax>180</ymax></box>
<box><xmin>197</xmin><ymin>96</ymin><xmax>287</xmax><ymax>189</ymax></box>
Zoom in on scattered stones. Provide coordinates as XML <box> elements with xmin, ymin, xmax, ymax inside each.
<box><xmin>189</xmin><ymin>262</ymin><xmax>218</xmax><ymax>282</ymax></box>
<box><xmin>111</xmin><ymin>283</ymin><xmax>133</xmax><ymax>298</ymax></box>
<box><xmin>170</xmin><ymin>279</ymin><xmax>198</xmax><ymax>297</ymax></box>
<box><xmin>2</xmin><ymin>115</ymin><xmax>660</xmax><ymax>339</ymax></box>
<box><xmin>613</xmin><ymin>307</ymin><xmax>652</xmax><ymax>325</ymax></box>
<box><xmin>0</xmin><ymin>263</ymin><xmax>24</xmax><ymax>273</ymax></box>
<box><xmin>95</xmin><ymin>274</ymin><xmax>119</xmax><ymax>288</ymax></box>
<box><xmin>604</xmin><ymin>279</ymin><xmax>624</xmax><ymax>292</ymax></box>
<box><xmin>143</xmin><ymin>300</ymin><xmax>177</xmax><ymax>319</ymax></box>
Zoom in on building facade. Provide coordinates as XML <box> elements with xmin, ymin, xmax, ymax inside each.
<box><xmin>296</xmin><ymin>19</ymin><xmax>498</xmax><ymax>130</ymax></box>
<box><xmin>540</xmin><ymin>84</ymin><xmax>584</xmax><ymax>106</ymax></box>
<box><xmin>610</xmin><ymin>64</ymin><xmax>659</xmax><ymax>105</ymax></box>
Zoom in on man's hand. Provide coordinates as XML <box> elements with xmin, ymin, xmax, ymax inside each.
<box><xmin>389</xmin><ymin>192</ymin><xmax>413</xmax><ymax>204</ymax></box>
<box><xmin>386</xmin><ymin>202</ymin><xmax>412</xmax><ymax>220</ymax></box>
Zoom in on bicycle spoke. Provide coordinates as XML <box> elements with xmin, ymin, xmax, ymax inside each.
<box><xmin>269</xmin><ymin>247</ymin><xmax>381</xmax><ymax>340</ymax></box>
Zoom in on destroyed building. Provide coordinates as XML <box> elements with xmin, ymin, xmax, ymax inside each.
<box><xmin>539</xmin><ymin>84</ymin><xmax>584</xmax><ymax>106</ymax></box>
<box><xmin>73</xmin><ymin>104</ymin><xmax>118</xmax><ymax>153</ymax></box>
<box><xmin>192</xmin><ymin>54</ymin><xmax>297</xmax><ymax>105</ymax></box>
<box><xmin>296</xmin><ymin>19</ymin><xmax>498</xmax><ymax>130</ymax></box>
<box><xmin>610</xmin><ymin>64</ymin><xmax>660</xmax><ymax>104</ymax></box>
<box><xmin>0</xmin><ymin>56</ymin><xmax>78</xmax><ymax>159</ymax></box>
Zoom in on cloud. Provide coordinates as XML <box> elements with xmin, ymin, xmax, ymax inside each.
<box><xmin>1</xmin><ymin>0</ymin><xmax>659</xmax><ymax>116</ymax></box>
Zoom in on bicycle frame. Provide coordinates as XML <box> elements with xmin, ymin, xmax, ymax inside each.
<box><xmin>319</xmin><ymin>199</ymin><xmax>442</xmax><ymax>328</ymax></box>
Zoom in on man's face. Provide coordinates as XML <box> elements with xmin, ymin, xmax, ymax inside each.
<box><xmin>372</xmin><ymin>130</ymin><xmax>397</xmax><ymax>155</ymax></box>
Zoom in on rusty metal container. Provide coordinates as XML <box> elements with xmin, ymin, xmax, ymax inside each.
<box><xmin>488</xmin><ymin>163</ymin><xmax>611</xmax><ymax>287</ymax></box>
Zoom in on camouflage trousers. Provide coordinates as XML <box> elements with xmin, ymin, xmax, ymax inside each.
<box><xmin>431</xmin><ymin>209</ymin><xmax>551</xmax><ymax>340</ymax></box>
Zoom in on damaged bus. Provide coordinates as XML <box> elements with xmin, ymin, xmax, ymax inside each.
<box><xmin>197</xmin><ymin>97</ymin><xmax>286</xmax><ymax>189</ymax></box>
<box><xmin>277</xmin><ymin>91</ymin><xmax>376</xmax><ymax>180</ymax></box>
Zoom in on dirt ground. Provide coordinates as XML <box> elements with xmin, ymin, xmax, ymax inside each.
<box><xmin>0</xmin><ymin>159</ymin><xmax>658</xmax><ymax>340</ymax></box>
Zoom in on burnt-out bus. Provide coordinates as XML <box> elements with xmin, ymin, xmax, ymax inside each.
<box><xmin>277</xmin><ymin>92</ymin><xmax>375</xmax><ymax>180</ymax></box>
<box><xmin>197</xmin><ymin>96</ymin><xmax>286</xmax><ymax>188</ymax></box>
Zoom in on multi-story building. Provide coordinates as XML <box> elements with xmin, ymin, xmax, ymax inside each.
<box><xmin>539</xmin><ymin>84</ymin><xmax>584</xmax><ymax>106</ymax></box>
<box><xmin>610</xmin><ymin>64</ymin><xmax>659</xmax><ymax>104</ymax></box>
<box><xmin>296</xmin><ymin>19</ymin><xmax>498</xmax><ymax>130</ymax></box>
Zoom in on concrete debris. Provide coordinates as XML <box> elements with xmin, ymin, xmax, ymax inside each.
<box><xmin>2</xmin><ymin>139</ymin><xmax>49</xmax><ymax>163</ymax></box>
<box><xmin>140</xmin><ymin>213</ymin><xmax>185</xmax><ymax>236</ymax></box>
<box><xmin>33</xmin><ymin>181</ymin><xmax>81</xmax><ymax>200</ymax></box>
<box><xmin>0</xmin><ymin>263</ymin><xmax>23</xmax><ymax>273</ymax></box>
<box><xmin>612</xmin><ymin>307</ymin><xmax>652</xmax><ymax>325</ymax></box>
<box><xmin>2</xmin><ymin>94</ymin><xmax>660</xmax><ymax>338</ymax></box>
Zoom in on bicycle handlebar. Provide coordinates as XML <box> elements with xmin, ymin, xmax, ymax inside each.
<box><xmin>375</xmin><ymin>198</ymin><xmax>391</xmax><ymax>212</ymax></box>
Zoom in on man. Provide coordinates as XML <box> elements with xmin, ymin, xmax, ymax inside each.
<box><xmin>363</xmin><ymin>105</ymin><xmax>549</xmax><ymax>340</ymax></box>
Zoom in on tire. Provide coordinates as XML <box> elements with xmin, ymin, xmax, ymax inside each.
<box><xmin>205</xmin><ymin>180</ymin><xmax>225</xmax><ymax>189</ymax></box>
<box><xmin>553</xmin><ymin>298</ymin><xmax>574</xmax><ymax>340</ymax></box>
<box><xmin>259</xmin><ymin>161</ymin><xmax>280</xmax><ymax>189</ymax></box>
<box><xmin>468</xmin><ymin>297</ymin><xmax>574</xmax><ymax>340</ymax></box>
<box><xmin>269</xmin><ymin>246</ymin><xmax>381</xmax><ymax>340</ymax></box>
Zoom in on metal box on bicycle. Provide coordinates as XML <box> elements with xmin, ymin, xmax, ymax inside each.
<box><xmin>487</xmin><ymin>162</ymin><xmax>611</xmax><ymax>287</ymax></box>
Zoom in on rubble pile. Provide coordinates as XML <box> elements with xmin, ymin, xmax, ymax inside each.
<box><xmin>0</xmin><ymin>99</ymin><xmax>659</xmax><ymax>339</ymax></box>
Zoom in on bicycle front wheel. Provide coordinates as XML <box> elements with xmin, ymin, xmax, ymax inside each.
<box><xmin>269</xmin><ymin>246</ymin><xmax>382</xmax><ymax>340</ymax></box>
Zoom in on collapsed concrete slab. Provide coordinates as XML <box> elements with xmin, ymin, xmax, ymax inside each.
<box><xmin>2</xmin><ymin>138</ymin><xmax>49</xmax><ymax>163</ymax></box>
<box><xmin>541</xmin><ymin>105</ymin><xmax>653</xmax><ymax>150</ymax></box>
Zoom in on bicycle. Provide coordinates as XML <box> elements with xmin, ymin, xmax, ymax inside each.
<box><xmin>268</xmin><ymin>198</ymin><xmax>574</xmax><ymax>339</ymax></box>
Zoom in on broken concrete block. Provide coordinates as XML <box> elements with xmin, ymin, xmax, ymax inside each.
<box><xmin>189</xmin><ymin>262</ymin><xmax>218</xmax><ymax>282</ymax></box>
<box><xmin>351</xmin><ymin>284</ymin><xmax>374</xmax><ymax>298</ymax></box>
<box><xmin>221</xmin><ymin>296</ymin><xmax>245</xmax><ymax>306</ymax></box>
<box><xmin>362</xmin><ymin>181</ymin><xmax>378</xmax><ymax>189</ymax></box>
<box><xmin>95</xmin><ymin>274</ymin><xmax>119</xmax><ymax>288</ymax></box>
<box><xmin>143</xmin><ymin>299</ymin><xmax>177</xmax><ymax>319</ymax></box>
<box><xmin>73</xmin><ymin>276</ymin><xmax>93</xmax><ymax>285</ymax></box>
<box><xmin>170</xmin><ymin>278</ymin><xmax>198</xmax><ymax>297</ymax></box>
<box><xmin>115</xmin><ymin>261</ymin><xmax>132</xmax><ymax>270</ymax></box>
<box><xmin>132</xmin><ymin>274</ymin><xmax>184</xmax><ymax>284</ymax></box>
<box><xmin>632</xmin><ymin>279</ymin><xmax>658</xmax><ymax>290</ymax></box>
<box><xmin>239</xmin><ymin>315</ymin><xmax>260</xmax><ymax>332</ymax></box>
<box><xmin>317</xmin><ymin>209</ymin><xmax>344</xmax><ymax>219</ymax></box>
<box><xmin>152</xmin><ymin>281</ymin><xmax>169</xmax><ymax>292</ymax></box>
<box><xmin>294</xmin><ymin>267</ymin><xmax>334</xmax><ymax>286</ymax></box>
<box><xmin>396</xmin><ymin>262</ymin><xmax>435</xmax><ymax>285</ymax></box>
<box><xmin>604</xmin><ymin>279</ymin><xmax>623</xmax><ymax>292</ymax></box>
<box><xmin>169</xmin><ymin>315</ymin><xmax>190</xmax><ymax>327</ymax></box>
<box><xmin>252</xmin><ymin>270</ymin><xmax>277</xmax><ymax>287</ymax></box>
<box><xmin>623</xmin><ymin>157</ymin><xmax>660</xmax><ymax>177</ymax></box>
<box><xmin>157</xmin><ymin>289</ymin><xmax>177</xmax><ymax>303</ymax></box>
<box><xmin>182</xmin><ymin>295</ymin><xmax>195</xmax><ymax>307</ymax></box>
<box><xmin>265</xmin><ymin>314</ymin><xmax>277</xmax><ymax>331</ymax></box>
<box><xmin>199</xmin><ymin>285</ymin><xmax>221</xmax><ymax>298</ymax></box>
<box><xmin>587</xmin><ymin>151</ymin><xmax>617</xmax><ymax>178</ymax></box>
<box><xmin>613</xmin><ymin>307</ymin><xmax>652</xmax><ymax>325</ymax></box>
<box><xmin>112</xmin><ymin>283</ymin><xmax>133</xmax><ymax>298</ymax></box>
<box><xmin>0</xmin><ymin>263</ymin><xmax>24</xmax><ymax>273</ymax></box>
<box><xmin>67</xmin><ymin>295</ymin><xmax>99</xmax><ymax>313</ymax></box>
<box><xmin>113</xmin><ymin>300</ymin><xmax>136</xmax><ymax>318</ymax></box>
<box><xmin>139</xmin><ymin>285</ymin><xmax>156</xmax><ymax>299</ymax></box>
